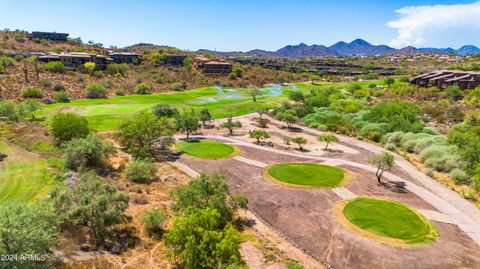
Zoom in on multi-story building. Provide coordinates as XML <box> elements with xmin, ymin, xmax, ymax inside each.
<box><xmin>30</xmin><ymin>31</ymin><xmax>69</xmax><ymax>41</ymax></box>
<box><xmin>109</xmin><ymin>52</ymin><xmax>141</xmax><ymax>64</ymax></box>
<box><xmin>38</xmin><ymin>52</ymin><xmax>111</xmax><ymax>70</ymax></box>
<box><xmin>410</xmin><ymin>70</ymin><xmax>480</xmax><ymax>90</ymax></box>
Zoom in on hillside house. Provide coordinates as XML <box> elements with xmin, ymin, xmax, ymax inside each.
<box><xmin>165</xmin><ymin>54</ymin><xmax>187</xmax><ymax>66</ymax></box>
<box><xmin>410</xmin><ymin>70</ymin><xmax>480</xmax><ymax>90</ymax></box>
<box><xmin>30</xmin><ymin>31</ymin><xmax>69</xmax><ymax>41</ymax></box>
<box><xmin>109</xmin><ymin>52</ymin><xmax>141</xmax><ymax>64</ymax></box>
<box><xmin>194</xmin><ymin>56</ymin><xmax>232</xmax><ymax>75</ymax></box>
<box><xmin>38</xmin><ymin>52</ymin><xmax>112</xmax><ymax>70</ymax></box>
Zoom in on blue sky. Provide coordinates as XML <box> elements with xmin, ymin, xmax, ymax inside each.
<box><xmin>0</xmin><ymin>0</ymin><xmax>478</xmax><ymax>51</ymax></box>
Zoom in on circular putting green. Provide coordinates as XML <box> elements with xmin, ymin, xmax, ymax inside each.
<box><xmin>340</xmin><ymin>197</ymin><xmax>438</xmax><ymax>246</ymax></box>
<box><xmin>265</xmin><ymin>163</ymin><xmax>346</xmax><ymax>188</ymax></box>
<box><xmin>176</xmin><ymin>140</ymin><xmax>238</xmax><ymax>160</ymax></box>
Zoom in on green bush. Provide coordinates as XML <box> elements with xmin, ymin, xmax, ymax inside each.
<box><xmin>51</xmin><ymin>113</ymin><xmax>90</xmax><ymax>144</ymax></box>
<box><xmin>135</xmin><ymin>82</ymin><xmax>151</xmax><ymax>94</ymax></box>
<box><xmin>115</xmin><ymin>89</ymin><xmax>125</xmax><ymax>96</ymax></box>
<box><xmin>54</xmin><ymin>90</ymin><xmax>70</xmax><ymax>103</ymax></box>
<box><xmin>170</xmin><ymin>82</ymin><xmax>184</xmax><ymax>91</ymax></box>
<box><xmin>419</xmin><ymin>145</ymin><xmax>461</xmax><ymax>172</ymax></box>
<box><xmin>63</xmin><ymin>133</ymin><xmax>115</xmax><ymax>170</ymax></box>
<box><xmin>106</xmin><ymin>63</ymin><xmax>128</xmax><ymax>77</ymax></box>
<box><xmin>124</xmin><ymin>159</ymin><xmax>157</xmax><ymax>183</ymax></box>
<box><xmin>85</xmin><ymin>83</ymin><xmax>107</xmax><ymax>99</ymax></box>
<box><xmin>228</xmin><ymin>72</ymin><xmax>237</xmax><ymax>80</ymax></box>
<box><xmin>450</xmin><ymin>168</ymin><xmax>470</xmax><ymax>185</ymax></box>
<box><xmin>0</xmin><ymin>100</ymin><xmax>21</xmax><ymax>121</ymax></box>
<box><xmin>22</xmin><ymin>87</ymin><xmax>43</xmax><ymax>99</ymax></box>
<box><xmin>53</xmin><ymin>83</ymin><xmax>65</xmax><ymax>92</ymax></box>
<box><xmin>141</xmin><ymin>208</ymin><xmax>166</xmax><ymax>236</ymax></box>
<box><xmin>43</xmin><ymin>61</ymin><xmax>64</xmax><ymax>73</ymax></box>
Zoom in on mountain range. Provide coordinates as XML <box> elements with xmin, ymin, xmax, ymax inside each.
<box><xmin>197</xmin><ymin>39</ymin><xmax>480</xmax><ymax>58</ymax></box>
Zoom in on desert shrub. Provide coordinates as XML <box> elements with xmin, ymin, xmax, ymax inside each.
<box><xmin>385</xmin><ymin>143</ymin><xmax>396</xmax><ymax>150</ymax></box>
<box><xmin>381</xmin><ymin>131</ymin><xmax>404</xmax><ymax>147</ymax></box>
<box><xmin>0</xmin><ymin>100</ymin><xmax>21</xmax><ymax>121</ymax></box>
<box><xmin>419</xmin><ymin>144</ymin><xmax>461</xmax><ymax>172</ymax></box>
<box><xmin>170</xmin><ymin>82</ymin><xmax>184</xmax><ymax>91</ymax></box>
<box><xmin>425</xmin><ymin>168</ymin><xmax>435</xmax><ymax>177</ymax></box>
<box><xmin>329</xmin><ymin>99</ymin><xmax>361</xmax><ymax>113</ymax></box>
<box><xmin>106</xmin><ymin>63</ymin><xmax>128</xmax><ymax>77</ymax></box>
<box><xmin>141</xmin><ymin>208</ymin><xmax>166</xmax><ymax>236</ymax></box>
<box><xmin>359</xmin><ymin>123</ymin><xmax>389</xmax><ymax>136</ymax></box>
<box><xmin>135</xmin><ymin>82</ymin><xmax>151</xmax><ymax>94</ymax></box>
<box><xmin>54</xmin><ymin>91</ymin><xmax>70</xmax><ymax>103</ymax></box>
<box><xmin>124</xmin><ymin>159</ymin><xmax>157</xmax><ymax>183</ymax></box>
<box><xmin>115</xmin><ymin>89</ymin><xmax>125</xmax><ymax>96</ymax></box>
<box><xmin>42</xmin><ymin>97</ymin><xmax>55</xmax><ymax>104</ymax></box>
<box><xmin>63</xmin><ymin>133</ymin><xmax>115</xmax><ymax>170</ymax></box>
<box><xmin>22</xmin><ymin>87</ymin><xmax>43</xmax><ymax>98</ymax></box>
<box><xmin>85</xmin><ymin>83</ymin><xmax>107</xmax><ymax>99</ymax></box>
<box><xmin>363</xmin><ymin>100</ymin><xmax>423</xmax><ymax>133</ymax></box>
<box><xmin>228</xmin><ymin>72</ymin><xmax>237</xmax><ymax>80</ymax></box>
<box><xmin>53</xmin><ymin>83</ymin><xmax>65</xmax><ymax>92</ymax></box>
<box><xmin>43</xmin><ymin>61</ymin><xmax>64</xmax><ymax>73</ymax></box>
<box><xmin>450</xmin><ymin>168</ymin><xmax>470</xmax><ymax>185</ymax></box>
<box><xmin>363</xmin><ymin>131</ymin><xmax>383</xmax><ymax>142</ymax></box>
<box><xmin>51</xmin><ymin>113</ymin><xmax>90</xmax><ymax>144</ymax></box>
<box><xmin>39</xmin><ymin>79</ymin><xmax>53</xmax><ymax>89</ymax></box>
<box><xmin>152</xmin><ymin>104</ymin><xmax>179</xmax><ymax>118</ymax></box>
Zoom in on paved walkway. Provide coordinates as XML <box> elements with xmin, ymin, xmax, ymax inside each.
<box><xmin>186</xmin><ymin>134</ymin><xmax>480</xmax><ymax>246</ymax></box>
<box><xmin>266</xmin><ymin>116</ymin><xmax>480</xmax><ymax>227</ymax></box>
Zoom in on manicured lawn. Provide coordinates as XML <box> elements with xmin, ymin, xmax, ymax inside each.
<box><xmin>266</xmin><ymin>163</ymin><xmax>345</xmax><ymax>188</ymax></box>
<box><xmin>42</xmin><ymin>86</ymin><xmax>295</xmax><ymax>131</ymax></box>
<box><xmin>0</xmin><ymin>140</ymin><xmax>56</xmax><ymax>202</ymax></box>
<box><xmin>343</xmin><ymin>197</ymin><xmax>438</xmax><ymax>244</ymax></box>
<box><xmin>176</xmin><ymin>140</ymin><xmax>238</xmax><ymax>160</ymax></box>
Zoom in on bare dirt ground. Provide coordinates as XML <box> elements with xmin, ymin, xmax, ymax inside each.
<box><xmin>176</xmin><ymin>115</ymin><xmax>480</xmax><ymax>269</ymax></box>
<box><xmin>178</xmin><ymin>148</ymin><xmax>480</xmax><ymax>269</ymax></box>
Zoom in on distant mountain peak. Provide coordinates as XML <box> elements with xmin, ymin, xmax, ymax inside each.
<box><xmin>350</xmin><ymin>38</ymin><xmax>371</xmax><ymax>46</ymax></box>
<box><xmin>194</xmin><ymin>39</ymin><xmax>480</xmax><ymax>58</ymax></box>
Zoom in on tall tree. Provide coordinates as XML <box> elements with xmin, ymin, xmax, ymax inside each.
<box><xmin>117</xmin><ymin>112</ymin><xmax>175</xmax><ymax>159</ymax></box>
<box><xmin>249</xmin><ymin>88</ymin><xmax>262</xmax><ymax>102</ymax></box>
<box><xmin>176</xmin><ymin>110</ymin><xmax>201</xmax><ymax>139</ymax></box>
<box><xmin>317</xmin><ymin>134</ymin><xmax>340</xmax><ymax>150</ymax></box>
<box><xmin>369</xmin><ymin>152</ymin><xmax>395</xmax><ymax>184</ymax></box>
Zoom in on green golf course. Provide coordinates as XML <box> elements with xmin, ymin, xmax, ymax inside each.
<box><xmin>41</xmin><ymin>81</ymin><xmax>377</xmax><ymax>131</ymax></box>
<box><xmin>342</xmin><ymin>197</ymin><xmax>439</xmax><ymax>245</ymax></box>
<box><xmin>176</xmin><ymin>140</ymin><xmax>239</xmax><ymax>160</ymax></box>
<box><xmin>0</xmin><ymin>139</ymin><xmax>56</xmax><ymax>203</ymax></box>
<box><xmin>265</xmin><ymin>163</ymin><xmax>346</xmax><ymax>188</ymax></box>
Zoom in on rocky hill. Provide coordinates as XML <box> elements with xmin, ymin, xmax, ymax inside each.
<box><xmin>197</xmin><ymin>39</ymin><xmax>480</xmax><ymax>58</ymax></box>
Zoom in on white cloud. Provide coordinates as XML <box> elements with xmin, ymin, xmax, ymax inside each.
<box><xmin>387</xmin><ymin>1</ymin><xmax>480</xmax><ymax>48</ymax></box>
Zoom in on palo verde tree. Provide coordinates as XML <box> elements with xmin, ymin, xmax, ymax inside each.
<box><xmin>249</xmin><ymin>129</ymin><xmax>270</xmax><ymax>144</ymax></box>
<box><xmin>0</xmin><ymin>201</ymin><xmax>60</xmax><ymax>268</ymax></box>
<box><xmin>84</xmin><ymin>61</ymin><xmax>96</xmax><ymax>75</ymax></box>
<box><xmin>164</xmin><ymin>207</ymin><xmax>243</xmax><ymax>269</ymax></box>
<box><xmin>152</xmin><ymin>104</ymin><xmax>179</xmax><ymax>119</ymax></box>
<box><xmin>170</xmin><ymin>171</ymin><xmax>248</xmax><ymax>224</ymax></box>
<box><xmin>175</xmin><ymin>110</ymin><xmax>201</xmax><ymax>139</ymax></box>
<box><xmin>51</xmin><ymin>172</ymin><xmax>130</xmax><ymax>247</ymax></box>
<box><xmin>220</xmin><ymin>116</ymin><xmax>242</xmax><ymax>135</ymax></box>
<box><xmin>288</xmin><ymin>91</ymin><xmax>305</xmax><ymax>103</ymax></box>
<box><xmin>276</xmin><ymin>109</ymin><xmax>298</xmax><ymax>129</ymax></box>
<box><xmin>249</xmin><ymin>88</ymin><xmax>262</xmax><ymax>102</ymax></box>
<box><xmin>51</xmin><ymin>112</ymin><xmax>90</xmax><ymax>145</ymax></box>
<box><xmin>317</xmin><ymin>134</ymin><xmax>340</xmax><ymax>150</ymax></box>
<box><xmin>117</xmin><ymin>112</ymin><xmax>175</xmax><ymax>159</ymax></box>
<box><xmin>291</xmin><ymin>136</ymin><xmax>307</xmax><ymax>151</ymax></box>
<box><xmin>384</xmin><ymin>77</ymin><xmax>395</xmax><ymax>87</ymax></box>
<box><xmin>199</xmin><ymin>108</ymin><xmax>212</xmax><ymax>127</ymax></box>
<box><xmin>369</xmin><ymin>152</ymin><xmax>395</xmax><ymax>184</ymax></box>
<box><xmin>63</xmin><ymin>133</ymin><xmax>116</xmax><ymax>171</ymax></box>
